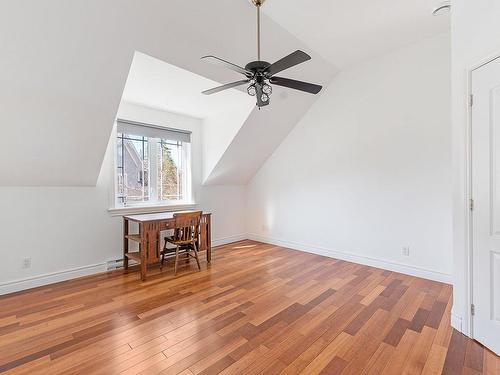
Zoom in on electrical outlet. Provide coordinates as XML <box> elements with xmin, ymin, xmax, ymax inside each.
<box><xmin>401</xmin><ymin>247</ymin><xmax>410</xmax><ymax>257</ymax></box>
<box><xmin>22</xmin><ymin>257</ymin><xmax>31</xmax><ymax>269</ymax></box>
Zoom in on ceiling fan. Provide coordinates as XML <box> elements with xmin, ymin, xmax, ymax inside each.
<box><xmin>201</xmin><ymin>0</ymin><xmax>322</xmax><ymax>108</ymax></box>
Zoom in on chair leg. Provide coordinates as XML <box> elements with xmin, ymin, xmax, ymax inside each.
<box><xmin>174</xmin><ymin>246</ymin><xmax>180</xmax><ymax>276</ymax></box>
<box><xmin>160</xmin><ymin>239</ymin><xmax>167</xmax><ymax>270</ymax></box>
<box><xmin>193</xmin><ymin>241</ymin><xmax>201</xmax><ymax>271</ymax></box>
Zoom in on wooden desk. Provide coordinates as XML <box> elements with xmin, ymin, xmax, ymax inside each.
<box><xmin>123</xmin><ymin>211</ymin><xmax>212</xmax><ymax>281</ymax></box>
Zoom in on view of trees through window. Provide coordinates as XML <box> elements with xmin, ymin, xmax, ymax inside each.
<box><xmin>116</xmin><ymin>133</ymin><xmax>186</xmax><ymax>205</ymax></box>
<box><xmin>158</xmin><ymin>140</ymin><xmax>183</xmax><ymax>201</ymax></box>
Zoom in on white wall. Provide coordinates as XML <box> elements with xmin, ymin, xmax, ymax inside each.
<box><xmin>0</xmin><ymin>102</ymin><xmax>246</xmax><ymax>294</ymax></box>
<box><xmin>451</xmin><ymin>0</ymin><xmax>500</xmax><ymax>335</ymax></box>
<box><xmin>246</xmin><ymin>33</ymin><xmax>453</xmax><ymax>282</ymax></box>
<box><xmin>202</xmin><ymin>105</ymin><xmax>254</xmax><ymax>183</ymax></box>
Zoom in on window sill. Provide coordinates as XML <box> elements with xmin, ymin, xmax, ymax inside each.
<box><xmin>108</xmin><ymin>203</ymin><xmax>197</xmax><ymax>217</ymax></box>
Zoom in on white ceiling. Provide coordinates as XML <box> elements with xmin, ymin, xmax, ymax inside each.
<box><xmin>121</xmin><ymin>52</ymin><xmax>254</xmax><ymax>119</ymax></box>
<box><xmin>263</xmin><ymin>0</ymin><xmax>450</xmax><ymax>69</ymax></box>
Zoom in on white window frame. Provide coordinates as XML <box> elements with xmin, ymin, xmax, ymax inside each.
<box><xmin>108</xmin><ymin>120</ymin><xmax>195</xmax><ymax>216</ymax></box>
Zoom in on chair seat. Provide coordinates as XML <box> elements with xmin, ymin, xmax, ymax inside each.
<box><xmin>165</xmin><ymin>236</ymin><xmax>195</xmax><ymax>246</ymax></box>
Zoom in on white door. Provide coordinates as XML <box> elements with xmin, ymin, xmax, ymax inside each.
<box><xmin>472</xmin><ymin>56</ymin><xmax>500</xmax><ymax>356</ymax></box>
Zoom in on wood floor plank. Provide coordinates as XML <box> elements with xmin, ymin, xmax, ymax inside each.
<box><xmin>442</xmin><ymin>329</ymin><xmax>468</xmax><ymax>375</ymax></box>
<box><xmin>299</xmin><ymin>332</ymin><xmax>353</xmax><ymax>374</ymax></box>
<box><xmin>220</xmin><ymin>344</ymin><xmax>269</xmax><ymax>374</ymax></box>
<box><xmin>483</xmin><ymin>348</ymin><xmax>500</xmax><ymax>375</ymax></box>
<box><xmin>384</xmin><ymin>317</ymin><xmax>411</xmax><ymax>347</ymax></box>
<box><xmin>421</xmin><ymin>344</ymin><xmax>448</xmax><ymax>375</ymax></box>
<box><xmin>0</xmin><ymin>240</ymin><xmax>498</xmax><ymax>375</ymax></box>
<box><xmin>381</xmin><ymin>329</ymin><xmax>421</xmax><ymax>374</ymax></box>
<box><xmin>360</xmin><ymin>342</ymin><xmax>395</xmax><ymax>375</ymax></box>
<box><xmin>402</xmin><ymin>326</ymin><xmax>437</xmax><ymax>374</ymax></box>
<box><xmin>465</xmin><ymin>339</ymin><xmax>485</xmax><ymax>373</ymax></box>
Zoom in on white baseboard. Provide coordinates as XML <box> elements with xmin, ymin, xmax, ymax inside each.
<box><xmin>0</xmin><ymin>235</ymin><xmax>248</xmax><ymax>296</ymax></box>
<box><xmin>212</xmin><ymin>234</ymin><xmax>247</xmax><ymax>247</ymax></box>
<box><xmin>451</xmin><ymin>313</ymin><xmax>463</xmax><ymax>333</ymax></box>
<box><xmin>248</xmin><ymin>233</ymin><xmax>453</xmax><ymax>284</ymax></box>
<box><xmin>0</xmin><ymin>233</ymin><xmax>453</xmax><ymax>296</ymax></box>
<box><xmin>0</xmin><ymin>263</ymin><xmax>108</xmax><ymax>296</ymax></box>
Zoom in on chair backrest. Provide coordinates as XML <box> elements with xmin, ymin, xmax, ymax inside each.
<box><xmin>172</xmin><ymin>211</ymin><xmax>202</xmax><ymax>242</ymax></box>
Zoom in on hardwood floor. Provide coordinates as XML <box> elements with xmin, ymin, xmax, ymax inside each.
<box><xmin>0</xmin><ymin>240</ymin><xmax>498</xmax><ymax>374</ymax></box>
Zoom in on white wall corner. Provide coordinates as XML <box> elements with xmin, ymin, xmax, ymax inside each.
<box><xmin>451</xmin><ymin>312</ymin><xmax>464</xmax><ymax>334</ymax></box>
<box><xmin>211</xmin><ymin>234</ymin><xmax>248</xmax><ymax>247</ymax></box>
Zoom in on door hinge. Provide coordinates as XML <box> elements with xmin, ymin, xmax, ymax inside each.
<box><xmin>471</xmin><ymin>304</ymin><xmax>475</xmax><ymax>316</ymax></box>
<box><xmin>470</xmin><ymin>94</ymin><xmax>474</xmax><ymax>107</ymax></box>
<box><xmin>470</xmin><ymin>198</ymin><xmax>474</xmax><ymax>211</ymax></box>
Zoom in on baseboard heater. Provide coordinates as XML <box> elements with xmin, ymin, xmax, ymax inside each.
<box><xmin>106</xmin><ymin>259</ymin><xmax>125</xmax><ymax>271</ymax></box>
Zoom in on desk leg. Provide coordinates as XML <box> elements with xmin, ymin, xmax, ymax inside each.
<box><xmin>123</xmin><ymin>218</ymin><xmax>129</xmax><ymax>270</ymax></box>
<box><xmin>207</xmin><ymin>215</ymin><xmax>212</xmax><ymax>263</ymax></box>
<box><xmin>140</xmin><ymin>223</ymin><xmax>147</xmax><ymax>281</ymax></box>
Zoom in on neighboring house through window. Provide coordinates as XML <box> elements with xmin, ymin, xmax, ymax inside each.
<box><xmin>115</xmin><ymin>119</ymin><xmax>192</xmax><ymax>207</ymax></box>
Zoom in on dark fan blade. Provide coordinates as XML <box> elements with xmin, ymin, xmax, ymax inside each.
<box><xmin>201</xmin><ymin>55</ymin><xmax>252</xmax><ymax>76</ymax></box>
<box><xmin>265</xmin><ymin>50</ymin><xmax>311</xmax><ymax>77</ymax></box>
<box><xmin>269</xmin><ymin>76</ymin><xmax>322</xmax><ymax>94</ymax></box>
<box><xmin>202</xmin><ymin>79</ymin><xmax>250</xmax><ymax>95</ymax></box>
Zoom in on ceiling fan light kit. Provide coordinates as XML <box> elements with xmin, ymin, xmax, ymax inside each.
<box><xmin>201</xmin><ymin>0</ymin><xmax>322</xmax><ymax>108</ymax></box>
<box><xmin>432</xmin><ymin>1</ymin><xmax>451</xmax><ymax>16</ymax></box>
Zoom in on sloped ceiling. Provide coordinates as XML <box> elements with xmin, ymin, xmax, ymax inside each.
<box><xmin>263</xmin><ymin>0</ymin><xmax>450</xmax><ymax>69</ymax></box>
<box><xmin>0</xmin><ymin>0</ymin><xmax>335</xmax><ymax>186</ymax></box>
<box><xmin>1</xmin><ymin>1</ymin><xmax>447</xmax><ymax>187</ymax></box>
<box><xmin>121</xmin><ymin>52</ymin><xmax>254</xmax><ymax>120</ymax></box>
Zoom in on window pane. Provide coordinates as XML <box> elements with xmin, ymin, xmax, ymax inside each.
<box><xmin>116</xmin><ymin>137</ymin><xmax>124</xmax><ymax>201</ymax></box>
<box><xmin>117</xmin><ymin>133</ymin><xmax>150</xmax><ymax>204</ymax></box>
<box><xmin>115</xmin><ymin>124</ymin><xmax>190</xmax><ymax>206</ymax></box>
<box><xmin>157</xmin><ymin>140</ymin><xmax>183</xmax><ymax>201</ymax></box>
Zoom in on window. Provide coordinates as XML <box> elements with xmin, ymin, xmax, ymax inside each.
<box><xmin>115</xmin><ymin>119</ymin><xmax>192</xmax><ymax>207</ymax></box>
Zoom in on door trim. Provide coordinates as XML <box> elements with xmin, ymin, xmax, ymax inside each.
<box><xmin>466</xmin><ymin>52</ymin><xmax>500</xmax><ymax>339</ymax></box>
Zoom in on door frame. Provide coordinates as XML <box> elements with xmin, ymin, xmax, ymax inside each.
<box><xmin>466</xmin><ymin>51</ymin><xmax>500</xmax><ymax>339</ymax></box>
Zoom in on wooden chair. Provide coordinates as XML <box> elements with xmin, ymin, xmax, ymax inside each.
<box><xmin>161</xmin><ymin>211</ymin><xmax>202</xmax><ymax>275</ymax></box>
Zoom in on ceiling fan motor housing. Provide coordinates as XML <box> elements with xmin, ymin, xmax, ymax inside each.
<box><xmin>251</xmin><ymin>0</ymin><xmax>266</xmax><ymax>7</ymax></box>
<box><xmin>245</xmin><ymin>61</ymin><xmax>271</xmax><ymax>77</ymax></box>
